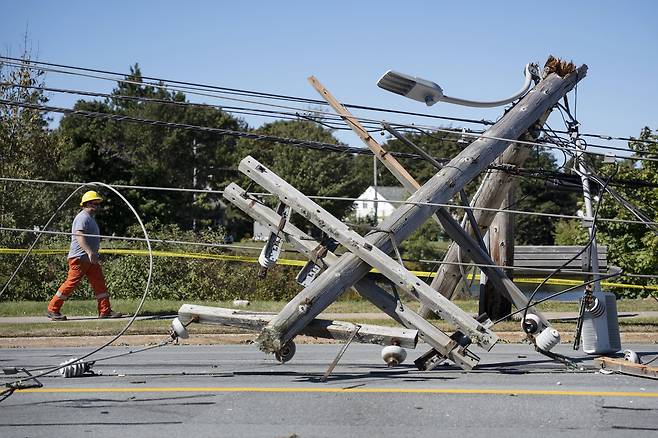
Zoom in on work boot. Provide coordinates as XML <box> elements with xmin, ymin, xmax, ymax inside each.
<box><xmin>98</xmin><ymin>310</ymin><xmax>122</xmax><ymax>319</ymax></box>
<box><xmin>46</xmin><ymin>310</ymin><xmax>67</xmax><ymax>321</ymax></box>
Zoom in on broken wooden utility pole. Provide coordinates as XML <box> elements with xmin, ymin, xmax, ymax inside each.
<box><xmin>248</xmin><ymin>62</ymin><xmax>586</xmax><ymax>358</ymax></box>
<box><xmin>223</xmin><ymin>183</ymin><xmax>479</xmax><ymax>368</ymax></box>
<box><xmin>480</xmin><ymin>190</ymin><xmax>515</xmax><ymax>320</ymax></box>
<box><xmin>310</xmin><ymin>75</ymin><xmax>550</xmax><ymax>324</ymax></box>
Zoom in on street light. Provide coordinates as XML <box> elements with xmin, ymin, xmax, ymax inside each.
<box><xmin>377</xmin><ymin>64</ymin><xmax>538</xmax><ymax>108</ymax></box>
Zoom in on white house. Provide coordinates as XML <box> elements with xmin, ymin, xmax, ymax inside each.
<box><xmin>353</xmin><ymin>186</ymin><xmax>409</xmax><ymax>223</ymax></box>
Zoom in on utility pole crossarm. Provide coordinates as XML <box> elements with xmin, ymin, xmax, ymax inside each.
<box><xmin>308</xmin><ymin>76</ymin><xmax>420</xmax><ymax>193</ymax></box>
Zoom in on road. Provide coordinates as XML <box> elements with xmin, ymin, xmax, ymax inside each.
<box><xmin>1</xmin><ymin>343</ymin><xmax>657</xmax><ymax>437</ymax></box>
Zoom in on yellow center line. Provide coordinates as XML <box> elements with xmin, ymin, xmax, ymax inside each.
<box><xmin>15</xmin><ymin>387</ymin><xmax>658</xmax><ymax>397</ymax></box>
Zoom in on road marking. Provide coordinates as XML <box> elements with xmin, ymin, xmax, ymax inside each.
<box><xmin>16</xmin><ymin>387</ymin><xmax>658</xmax><ymax>397</ymax></box>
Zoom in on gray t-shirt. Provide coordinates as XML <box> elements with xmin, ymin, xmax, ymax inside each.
<box><xmin>68</xmin><ymin>210</ymin><xmax>101</xmax><ymax>259</ymax></box>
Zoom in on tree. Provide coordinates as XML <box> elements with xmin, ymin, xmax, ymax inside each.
<box><xmin>57</xmin><ymin>64</ymin><xmax>247</xmax><ymax>233</ymax></box>
<box><xmin>514</xmin><ymin>147</ymin><xmax>580</xmax><ymax>245</ymax></box>
<box><xmin>233</xmin><ymin>120</ymin><xmax>370</xmax><ymax>238</ymax></box>
<box><xmin>593</xmin><ymin>128</ymin><xmax>658</xmax><ymax>296</ymax></box>
<box><xmin>0</xmin><ymin>56</ymin><xmax>64</xmax><ymax>233</ymax></box>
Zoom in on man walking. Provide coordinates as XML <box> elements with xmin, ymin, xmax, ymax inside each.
<box><xmin>46</xmin><ymin>190</ymin><xmax>122</xmax><ymax>321</ymax></box>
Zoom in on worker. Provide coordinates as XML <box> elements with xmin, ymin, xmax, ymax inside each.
<box><xmin>46</xmin><ymin>190</ymin><xmax>122</xmax><ymax>321</ymax></box>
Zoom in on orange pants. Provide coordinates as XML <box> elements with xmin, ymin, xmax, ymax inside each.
<box><xmin>48</xmin><ymin>257</ymin><xmax>111</xmax><ymax>315</ymax></box>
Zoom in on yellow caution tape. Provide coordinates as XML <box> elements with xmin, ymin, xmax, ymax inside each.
<box><xmin>1</xmin><ymin>247</ymin><xmax>656</xmax><ymax>291</ymax></box>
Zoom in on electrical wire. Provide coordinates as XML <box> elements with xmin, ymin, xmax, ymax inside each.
<box><xmin>4</xmin><ymin>176</ymin><xmax>658</xmax><ymax>229</ymax></box>
<box><xmin>0</xmin><ymin>57</ymin><xmax>495</xmax><ymax>127</ymax></box>
<box><xmin>0</xmin><ymin>182</ymin><xmax>153</xmax><ymax>402</ymax></box>
<box><xmin>4</xmin><ymin>57</ymin><xmax>657</xmax><ymax>165</ymax></box>
<box><xmin>7</xmin><ymin>55</ymin><xmax>658</xmax><ymax>146</ymax></box>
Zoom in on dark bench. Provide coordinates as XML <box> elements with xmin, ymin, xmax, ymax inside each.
<box><xmin>512</xmin><ymin>245</ymin><xmax>607</xmax><ymax>277</ymax></box>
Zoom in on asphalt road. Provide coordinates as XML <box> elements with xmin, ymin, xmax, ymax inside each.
<box><xmin>1</xmin><ymin>343</ymin><xmax>657</xmax><ymax>437</ymax></box>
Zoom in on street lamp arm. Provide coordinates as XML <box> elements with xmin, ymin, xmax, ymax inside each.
<box><xmin>377</xmin><ymin>64</ymin><xmax>538</xmax><ymax>108</ymax></box>
<box><xmin>441</xmin><ymin>64</ymin><xmax>536</xmax><ymax>108</ymax></box>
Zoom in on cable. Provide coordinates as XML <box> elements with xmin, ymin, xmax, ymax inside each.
<box><xmin>4</xmin><ymin>176</ymin><xmax>658</xmax><ymax>228</ymax></box>
<box><xmin>4</xmin><ymin>90</ymin><xmax>657</xmax><ymax>166</ymax></box>
<box><xmin>518</xmin><ymin>158</ymin><xmax>617</xmax><ymax>327</ymax></box>
<box><xmin>8</xmin><ymin>55</ymin><xmax>656</xmax><ymax>145</ymax></box>
<box><xmin>0</xmin><ymin>57</ymin><xmax>496</xmax><ymax>127</ymax></box>
<box><xmin>5</xmin><ymin>58</ymin><xmax>656</xmax><ymax>158</ymax></box>
<box><xmin>0</xmin><ymin>182</ymin><xmax>153</xmax><ymax>401</ymax></box>
<box><xmin>0</xmin><ymin>98</ymin><xmax>432</xmax><ymax>160</ymax></box>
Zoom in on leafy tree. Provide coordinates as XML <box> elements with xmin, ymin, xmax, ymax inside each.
<box><xmin>514</xmin><ymin>147</ymin><xmax>579</xmax><ymax>245</ymax></box>
<box><xmin>57</xmin><ymin>64</ymin><xmax>247</xmax><ymax>233</ymax></box>
<box><xmin>0</xmin><ymin>56</ymin><xmax>64</xmax><ymax>233</ymax></box>
<box><xmin>233</xmin><ymin>120</ymin><xmax>370</xmax><ymax>238</ymax></box>
<box><xmin>593</xmin><ymin>128</ymin><xmax>658</xmax><ymax>296</ymax></box>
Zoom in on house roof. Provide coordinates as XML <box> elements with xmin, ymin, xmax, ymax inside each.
<box><xmin>363</xmin><ymin>186</ymin><xmax>408</xmax><ymax>201</ymax></box>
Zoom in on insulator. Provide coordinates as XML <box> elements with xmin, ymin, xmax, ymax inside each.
<box><xmin>586</xmin><ymin>297</ymin><xmax>606</xmax><ymax>318</ymax></box>
<box><xmin>381</xmin><ymin>345</ymin><xmax>407</xmax><ymax>366</ymax></box>
<box><xmin>535</xmin><ymin>328</ymin><xmax>560</xmax><ymax>351</ymax></box>
<box><xmin>170</xmin><ymin>317</ymin><xmax>190</xmax><ymax>339</ymax></box>
<box><xmin>522</xmin><ymin>314</ymin><xmax>543</xmax><ymax>335</ymax></box>
<box><xmin>623</xmin><ymin>349</ymin><xmax>640</xmax><ymax>364</ymax></box>
<box><xmin>59</xmin><ymin>359</ymin><xmax>93</xmax><ymax>378</ymax></box>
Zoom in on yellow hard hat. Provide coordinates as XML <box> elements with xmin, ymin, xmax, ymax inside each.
<box><xmin>80</xmin><ymin>191</ymin><xmax>103</xmax><ymax>206</ymax></box>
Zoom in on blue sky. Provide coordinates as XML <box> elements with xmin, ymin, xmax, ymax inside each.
<box><xmin>2</xmin><ymin>0</ymin><xmax>657</xmax><ymax>154</ymax></box>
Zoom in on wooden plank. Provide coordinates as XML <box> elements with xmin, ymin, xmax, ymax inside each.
<box><xmin>594</xmin><ymin>357</ymin><xmax>658</xmax><ymax>380</ymax></box>
<box><xmin>308</xmin><ymin>76</ymin><xmax>421</xmax><ymax>192</ymax></box>
<box><xmin>178</xmin><ymin>304</ymin><xmax>419</xmax><ymax>349</ymax></box>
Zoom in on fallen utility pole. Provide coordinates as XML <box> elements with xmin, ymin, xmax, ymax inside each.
<box><xmin>249</xmin><ymin>60</ymin><xmax>586</xmax><ymax>357</ymax></box>
<box><xmin>480</xmin><ymin>189</ymin><xmax>515</xmax><ymax>320</ymax></box>
<box><xmin>178</xmin><ymin>304</ymin><xmax>418</xmax><ymax>349</ymax></box>
<box><xmin>223</xmin><ymin>183</ymin><xmax>479</xmax><ymax>368</ymax></box>
<box><xmin>240</xmin><ymin>157</ymin><xmax>499</xmax><ymax>351</ymax></box>
<box><xmin>310</xmin><ymin>76</ymin><xmax>550</xmax><ymax>324</ymax></box>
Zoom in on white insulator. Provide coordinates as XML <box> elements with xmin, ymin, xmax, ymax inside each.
<box><xmin>535</xmin><ymin>328</ymin><xmax>560</xmax><ymax>351</ymax></box>
<box><xmin>587</xmin><ymin>297</ymin><xmax>606</xmax><ymax>318</ymax></box>
<box><xmin>60</xmin><ymin>359</ymin><xmax>92</xmax><ymax>378</ymax></box>
<box><xmin>623</xmin><ymin>349</ymin><xmax>641</xmax><ymax>364</ymax></box>
<box><xmin>258</xmin><ymin>246</ymin><xmax>276</xmax><ymax>269</ymax></box>
<box><xmin>522</xmin><ymin>313</ymin><xmax>544</xmax><ymax>335</ymax></box>
<box><xmin>381</xmin><ymin>345</ymin><xmax>407</xmax><ymax>366</ymax></box>
<box><xmin>171</xmin><ymin>317</ymin><xmax>189</xmax><ymax>339</ymax></box>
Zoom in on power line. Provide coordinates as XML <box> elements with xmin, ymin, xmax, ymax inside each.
<box><xmin>6</xmin><ymin>77</ymin><xmax>656</xmax><ymax>162</ymax></box>
<box><xmin>5</xmin><ymin>94</ymin><xmax>657</xmax><ymax>167</ymax></box>
<box><xmin>5</xmin><ymin>56</ymin><xmax>656</xmax><ymax>146</ymax></box>
<box><xmin>0</xmin><ymin>57</ymin><xmax>496</xmax><ymax>127</ymax></box>
<box><xmin>3</xmin><ymin>176</ymin><xmax>657</xmax><ymax>227</ymax></box>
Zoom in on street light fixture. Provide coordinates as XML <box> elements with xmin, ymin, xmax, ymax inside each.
<box><xmin>377</xmin><ymin>64</ymin><xmax>538</xmax><ymax>108</ymax></box>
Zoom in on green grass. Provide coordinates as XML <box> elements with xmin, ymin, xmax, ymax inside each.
<box><xmin>1</xmin><ymin>298</ymin><xmax>656</xmax><ymax>339</ymax></box>
<box><xmin>1</xmin><ymin>297</ymin><xmax>656</xmax><ymax>317</ymax></box>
